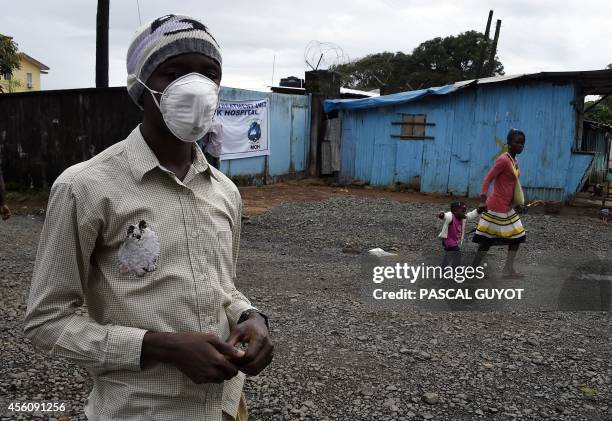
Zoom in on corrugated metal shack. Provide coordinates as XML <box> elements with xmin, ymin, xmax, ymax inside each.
<box><xmin>324</xmin><ymin>70</ymin><xmax>612</xmax><ymax>202</ymax></box>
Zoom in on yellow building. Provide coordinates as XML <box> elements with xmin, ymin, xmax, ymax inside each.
<box><xmin>0</xmin><ymin>36</ymin><xmax>50</xmax><ymax>93</ymax></box>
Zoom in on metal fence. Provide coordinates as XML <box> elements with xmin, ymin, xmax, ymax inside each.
<box><xmin>0</xmin><ymin>86</ymin><xmax>311</xmax><ymax>188</ymax></box>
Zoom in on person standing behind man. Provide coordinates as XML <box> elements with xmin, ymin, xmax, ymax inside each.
<box><xmin>24</xmin><ymin>14</ymin><xmax>272</xmax><ymax>421</ymax></box>
<box><xmin>198</xmin><ymin>118</ymin><xmax>223</xmax><ymax>170</ymax></box>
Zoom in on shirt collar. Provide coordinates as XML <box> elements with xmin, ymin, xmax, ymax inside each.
<box><xmin>126</xmin><ymin>125</ymin><xmax>218</xmax><ymax>182</ymax></box>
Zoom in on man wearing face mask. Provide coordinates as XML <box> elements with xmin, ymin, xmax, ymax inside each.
<box><xmin>24</xmin><ymin>15</ymin><xmax>273</xmax><ymax>421</ymax></box>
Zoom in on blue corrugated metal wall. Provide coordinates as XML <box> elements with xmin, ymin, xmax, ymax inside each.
<box><xmin>338</xmin><ymin>82</ymin><xmax>593</xmax><ymax>201</ymax></box>
<box><xmin>219</xmin><ymin>87</ymin><xmax>310</xmax><ymax>184</ymax></box>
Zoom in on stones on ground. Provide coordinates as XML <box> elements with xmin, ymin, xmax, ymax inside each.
<box><xmin>342</xmin><ymin>242</ymin><xmax>361</xmax><ymax>254</ymax></box>
<box><xmin>422</xmin><ymin>392</ymin><xmax>439</xmax><ymax>404</ymax></box>
<box><xmin>3</xmin><ymin>197</ymin><xmax>612</xmax><ymax>420</ymax></box>
<box><xmin>360</xmin><ymin>386</ymin><xmax>375</xmax><ymax>397</ymax></box>
<box><xmin>302</xmin><ymin>400</ymin><xmax>316</xmax><ymax>409</ymax></box>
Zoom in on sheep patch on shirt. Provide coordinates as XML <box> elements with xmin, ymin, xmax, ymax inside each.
<box><xmin>118</xmin><ymin>220</ymin><xmax>160</xmax><ymax>276</ymax></box>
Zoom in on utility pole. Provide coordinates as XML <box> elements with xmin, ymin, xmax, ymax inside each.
<box><xmin>475</xmin><ymin>10</ymin><xmax>493</xmax><ymax>79</ymax></box>
<box><xmin>484</xmin><ymin>10</ymin><xmax>493</xmax><ymax>39</ymax></box>
<box><xmin>486</xmin><ymin>19</ymin><xmax>502</xmax><ymax>77</ymax></box>
<box><xmin>96</xmin><ymin>0</ymin><xmax>110</xmax><ymax>87</ymax></box>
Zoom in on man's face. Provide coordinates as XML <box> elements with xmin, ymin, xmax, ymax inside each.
<box><xmin>141</xmin><ymin>53</ymin><xmax>222</xmax><ymax>128</ymax></box>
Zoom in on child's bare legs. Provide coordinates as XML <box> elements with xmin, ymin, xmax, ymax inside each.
<box><xmin>471</xmin><ymin>243</ymin><xmax>490</xmax><ymax>268</ymax></box>
<box><xmin>442</xmin><ymin>246</ymin><xmax>460</xmax><ymax>269</ymax></box>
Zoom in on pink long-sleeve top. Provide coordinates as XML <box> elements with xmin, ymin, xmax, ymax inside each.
<box><xmin>480</xmin><ymin>153</ymin><xmax>518</xmax><ymax>213</ymax></box>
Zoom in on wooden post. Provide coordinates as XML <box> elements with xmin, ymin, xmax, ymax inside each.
<box><xmin>575</xmin><ymin>92</ymin><xmax>585</xmax><ymax>151</ymax></box>
<box><xmin>475</xmin><ymin>10</ymin><xmax>493</xmax><ymax>79</ymax></box>
<box><xmin>96</xmin><ymin>0</ymin><xmax>110</xmax><ymax>88</ymax></box>
<box><xmin>486</xmin><ymin>19</ymin><xmax>502</xmax><ymax>77</ymax></box>
<box><xmin>264</xmin><ymin>155</ymin><xmax>269</xmax><ymax>185</ymax></box>
<box><xmin>305</xmin><ymin>70</ymin><xmax>341</xmax><ymax>177</ymax></box>
<box><xmin>484</xmin><ymin>10</ymin><xmax>493</xmax><ymax>38</ymax></box>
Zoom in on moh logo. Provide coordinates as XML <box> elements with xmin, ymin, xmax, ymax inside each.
<box><xmin>248</xmin><ymin>121</ymin><xmax>262</xmax><ymax>143</ymax></box>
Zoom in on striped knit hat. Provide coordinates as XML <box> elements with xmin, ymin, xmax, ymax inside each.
<box><xmin>126</xmin><ymin>14</ymin><xmax>222</xmax><ymax>108</ymax></box>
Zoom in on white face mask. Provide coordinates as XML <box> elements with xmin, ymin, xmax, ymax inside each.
<box><xmin>138</xmin><ymin>73</ymin><xmax>220</xmax><ymax>143</ymax></box>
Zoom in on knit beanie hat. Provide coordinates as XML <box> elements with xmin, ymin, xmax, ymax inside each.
<box><xmin>126</xmin><ymin>14</ymin><xmax>222</xmax><ymax>108</ymax></box>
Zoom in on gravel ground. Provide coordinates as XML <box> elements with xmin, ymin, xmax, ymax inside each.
<box><xmin>1</xmin><ymin>196</ymin><xmax>611</xmax><ymax>420</ymax></box>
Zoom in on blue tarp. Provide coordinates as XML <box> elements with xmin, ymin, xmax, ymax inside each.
<box><xmin>323</xmin><ymin>84</ymin><xmax>459</xmax><ymax>112</ymax></box>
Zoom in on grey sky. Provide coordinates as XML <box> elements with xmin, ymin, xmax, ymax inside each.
<box><xmin>1</xmin><ymin>0</ymin><xmax>610</xmax><ymax>91</ymax></box>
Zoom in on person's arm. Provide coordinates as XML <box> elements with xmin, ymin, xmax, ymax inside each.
<box><xmin>23</xmin><ymin>181</ymin><xmax>147</xmax><ymax>374</ymax></box>
<box><xmin>480</xmin><ymin>157</ymin><xmax>509</xmax><ymax>202</ymax></box>
<box><xmin>437</xmin><ymin>212</ymin><xmax>452</xmax><ymax>238</ymax></box>
<box><xmin>224</xmin><ymin>188</ymin><xmax>273</xmax><ymax>375</ymax></box>
<box><xmin>466</xmin><ymin>209</ymin><xmax>480</xmax><ymax>221</ymax></box>
<box><xmin>223</xmin><ymin>189</ymin><xmax>259</xmax><ymax>327</ymax></box>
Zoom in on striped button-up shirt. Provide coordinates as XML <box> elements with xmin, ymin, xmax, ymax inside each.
<box><xmin>24</xmin><ymin>126</ymin><xmax>255</xmax><ymax>420</ymax></box>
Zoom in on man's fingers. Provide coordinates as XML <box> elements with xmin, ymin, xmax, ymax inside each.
<box><xmin>240</xmin><ymin>337</ymin><xmax>273</xmax><ymax>371</ymax></box>
<box><xmin>227</xmin><ymin>328</ymin><xmax>248</xmax><ymax>348</ymax></box>
<box><xmin>210</xmin><ymin>336</ymin><xmax>245</xmax><ymax>359</ymax></box>
<box><xmin>242</xmin><ymin>335</ymin><xmax>264</xmax><ymax>362</ymax></box>
<box><xmin>214</xmin><ymin>355</ymin><xmax>240</xmax><ymax>379</ymax></box>
<box><xmin>240</xmin><ymin>341</ymin><xmax>274</xmax><ymax>375</ymax></box>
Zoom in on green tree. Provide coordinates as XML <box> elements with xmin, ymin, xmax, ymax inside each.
<box><xmin>0</xmin><ymin>34</ymin><xmax>21</xmax><ymax>93</ymax></box>
<box><xmin>330</xmin><ymin>30</ymin><xmax>504</xmax><ymax>93</ymax></box>
<box><xmin>584</xmin><ymin>62</ymin><xmax>612</xmax><ymax>125</ymax></box>
<box><xmin>585</xmin><ymin>99</ymin><xmax>612</xmax><ymax>126</ymax></box>
<box><xmin>330</xmin><ymin>51</ymin><xmax>414</xmax><ymax>92</ymax></box>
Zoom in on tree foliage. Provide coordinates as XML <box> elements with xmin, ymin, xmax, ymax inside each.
<box><xmin>330</xmin><ymin>31</ymin><xmax>504</xmax><ymax>93</ymax></box>
<box><xmin>0</xmin><ymin>36</ymin><xmax>20</xmax><ymax>76</ymax></box>
<box><xmin>0</xmin><ymin>35</ymin><xmax>21</xmax><ymax>93</ymax></box>
<box><xmin>584</xmin><ymin>63</ymin><xmax>612</xmax><ymax>126</ymax></box>
<box><xmin>585</xmin><ymin>98</ymin><xmax>612</xmax><ymax>126</ymax></box>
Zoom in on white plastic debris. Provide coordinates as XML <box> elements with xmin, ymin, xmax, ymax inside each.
<box><xmin>368</xmin><ymin>248</ymin><xmax>397</xmax><ymax>257</ymax></box>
